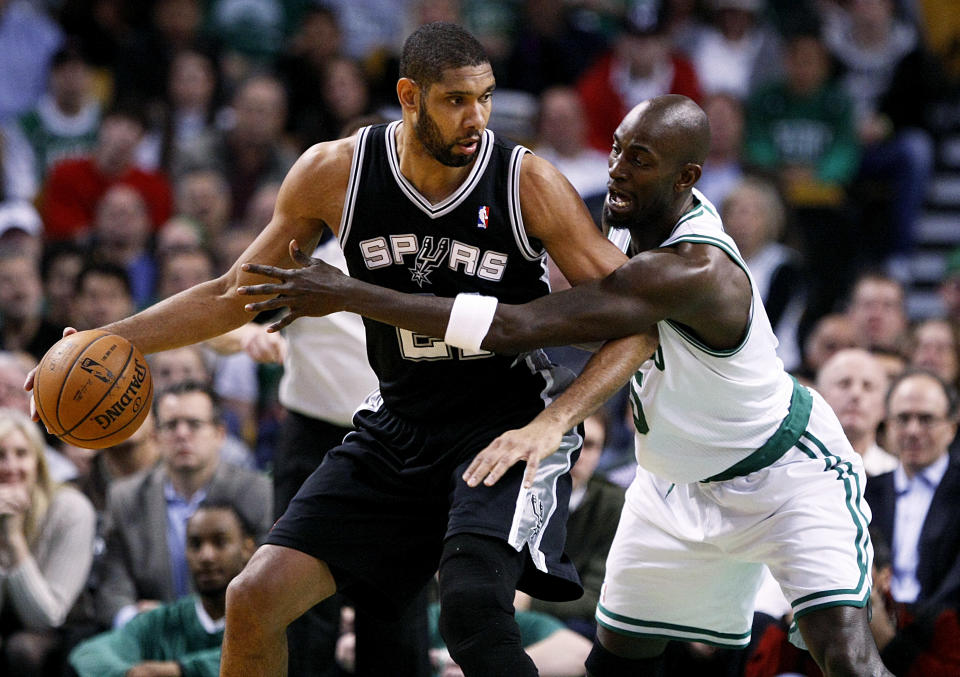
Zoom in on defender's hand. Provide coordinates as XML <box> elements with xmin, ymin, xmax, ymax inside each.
<box><xmin>463</xmin><ymin>418</ymin><xmax>565</xmax><ymax>489</ymax></box>
<box><xmin>239</xmin><ymin>240</ymin><xmax>350</xmax><ymax>331</ymax></box>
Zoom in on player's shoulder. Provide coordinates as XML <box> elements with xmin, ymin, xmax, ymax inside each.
<box><xmin>296</xmin><ymin>135</ymin><xmax>359</xmax><ymax>177</ymax></box>
<box><xmin>518</xmin><ymin>151</ymin><xmax>566</xmax><ymax>186</ymax></box>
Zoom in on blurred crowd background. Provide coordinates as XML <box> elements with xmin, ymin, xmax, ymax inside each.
<box><xmin>3</xmin><ymin>0</ymin><xmax>960</xmax><ymax>675</ymax></box>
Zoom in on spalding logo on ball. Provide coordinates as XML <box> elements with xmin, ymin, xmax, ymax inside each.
<box><xmin>34</xmin><ymin>329</ymin><xmax>153</xmax><ymax>449</ymax></box>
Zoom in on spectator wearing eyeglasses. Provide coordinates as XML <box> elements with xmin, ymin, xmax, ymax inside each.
<box><xmin>91</xmin><ymin>381</ymin><xmax>272</xmax><ymax>632</ymax></box>
<box><xmin>865</xmin><ymin>369</ymin><xmax>960</xmax><ymax>614</ymax></box>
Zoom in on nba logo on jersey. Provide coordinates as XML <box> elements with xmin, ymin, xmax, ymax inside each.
<box><xmin>477</xmin><ymin>205</ymin><xmax>489</xmax><ymax>229</ymax></box>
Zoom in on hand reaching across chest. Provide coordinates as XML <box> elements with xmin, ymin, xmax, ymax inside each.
<box><xmin>239</xmin><ymin>240</ymin><xmax>352</xmax><ymax>332</ymax></box>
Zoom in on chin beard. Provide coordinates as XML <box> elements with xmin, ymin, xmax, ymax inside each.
<box><xmin>415</xmin><ymin>97</ymin><xmax>476</xmax><ymax>168</ymax></box>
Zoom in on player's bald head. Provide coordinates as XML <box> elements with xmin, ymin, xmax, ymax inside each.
<box><xmin>624</xmin><ymin>95</ymin><xmax>710</xmax><ymax>169</ymax></box>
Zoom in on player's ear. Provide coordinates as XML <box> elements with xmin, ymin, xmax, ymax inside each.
<box><xmin>676</xmin><ymin>163</ymin><xmax>702</xmax><ymax>193</ymax></box>
<box><xmin>397</xmin><ymin>78</ymin><xmax>420</xmax><ymax>112</ymax></box>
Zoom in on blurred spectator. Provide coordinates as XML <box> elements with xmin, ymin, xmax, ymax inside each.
<box><xmin>872</xmin><ymin>346</ymin><xmax>909</xmax><ymax>382</ymax></box>
<box><xmin>697</xmin><ymin>91</ymin><xmax>747</xmax><ymax>207</ymax></box>
<box><xmin>795</xmin><ymin>312</ymin><xmax>858</xmax><ymax>385</ymax></box>
<box><xmin>845</xmin><ymin>271</ymin><xmax>908</xmax><ymax>353</ymax></box>
<box><xmin>823</xmin><ymin>0</ymin><xmax>941</xmax><ymax>272</ymax></box>
<box><xmin>816</xmin><ymin>347</ymin><xmax>898</xmax><ymax>475</ymax></box>
<box><xmin>319</xmin><ymin>57</ymin><xmax>377</xmax><ymax>145</ymax></box>
<box><xmin>92</xmin><ymin>381</ymin><xmax>271</xmax><ymax>630</ymax></box>
<box><xmin>940</xmin><ymin>247</ymin><xmax>960</xmax><ymax>327</ymax></box>
<box><xmin>0</xmin><ymin>124</ymin><xmax>37</xmax><ymax>202</ymax></box>
<box><xmin>868</xmin><ymin>528</ymin><xmax>960</xmax><ymax>677</ymax></box>
<box><xmin>690</xmin><ymin>0</ymin><xmax>784</xmax><ymax>99</ymax></box>
<box><xmin>0</xmin><ymin>249</ymin><xmax>63</xmax><ymax>363</ymax></box>
<box><xmin>89</xmin><ymin>184</ymin><xmax>157</xmax><ymax>308</ymax></box>
<box><xmin>502</xmin><ymin>0</ymin><xmax>607</xmax><ymax>95</ymax></box>
<box><xmin>172</xmin><ymin>72</ymin><xmax>297</xmax><ymax>222</ymax></box>
<box><xmin>0</xmin><ymin>199</ymin><xmax>44</xmax><ymax>261</ymax></box>
<box><xmin>516</xmin><ymin>411</ymin><xmax>624</xmax><ymax>638</ymax></box>
<box><xmin>147</xmin><ymin>346</ymin><xmax>256</xmax><ymax>471</ymax></box>
<box><xmin>908</xmin><ymin>318</ymin><xmax>960</xmax><ymax>391</ymax></box>
<box><xmin>69</xmin><ymin>500</ymin><xmax>256</xmax><ymax>677</ymax></box>
<box><xmin>866</xmin><ymin>369</ymin><xmax>960</xmax><ymax>611</ymax></box>
<box><xmin>576</xmin><ymin>2</ymin><xmax>702</xmax><ymax>152</ymax></box>
<box><xmin>154</xmin><ymin>245</ymin><xmax>218</xmax><ymax>303</ymax></box>
<box><xmin>4</xmin><ymin>39</ymin><xmax>101</xmax><ymax>198</ymax></box>
<box><xmin>0</xmin><ymin>351</ymin><xmax>78</xmax><ymax>483</ymax></box>
<box><xmin>73</xmin><ymin>410</ymin><xmax>160</xmax><ymax>514</ymax></box>
<box><xmin>532</xmin><ymin>86</ymin><xmax>609</xmax><ymax>221</ymax></box>
<box><xmin>722</xmin><ymin>176</ymin><xmax>806</xmax><ymax>371</ymax></box>
<box><xmin>0</xmin><ymin>0</ymin><xmax>63</xmax><ymax>122</ymax></box>
<box><xmin>173</xmin><ymin>166</ymin><xmax>233</xmax><ymax>246</ymax></box>
<box><xmin>71</xmin><ymin>261</ymin><xmax>136</xmax><ymax>331</ymax></box>
<box><xmin>203</xmin><ymin>0</ymin><xmax>304</xmax><ymax>75</ymax></box>
<box><xmin>917</xmin><ymin>0</ymin><xmax>960</xmax><ymax>79</ymax></box>
<box><xmin>39</xmin><ymin>241</ymin><xmax>85</xmax><ymax>328</ymax></box>
<box><xmin>325</xmin><ymin>0</ymin><xmax>410</xmax><ymax>62</ymax></box>
<box><xmin>41</xmin><ymin>104</ymin><xmax>173</xmax><ymax>243</ymax></box>
<box><xmin>138</xmin><ymin>47</ymin><xmax>221</xmax><ymax>173</ymax></box>
<box><xmin>744</xmin><ymin>29</ymin><xmax>861</xmax><ymax>336</ymax></box>
<box><xmin>277</xmin><ymin>3</ymin><xmax>345</xmax><ymax>149</ymax></box>
<box><xmin>111</xmin><ymin>0</ymin><xmax>213</xmax><ymax>112</ymax></box>
<box><xmin>154</xmin><ymin>216</ymin><xmax>204</xmax><ymax>263</ymax></box>
<box><xmin>0</xmin><ymin>407</ymin><xmax>95</xmax><ymax>676</ymax></box>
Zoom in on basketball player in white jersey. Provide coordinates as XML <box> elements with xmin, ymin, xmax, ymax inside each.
<box><xmin>240</xmin><ymin>95</ymin><xmax>892</xmax><ymax>676</ymax></box>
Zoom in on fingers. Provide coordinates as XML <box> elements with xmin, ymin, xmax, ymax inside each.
<box><xmin>63</xmin><ymin>326</ymin><xmax>77</xmax><ymax>337</ymax></box>
<box><xmin>243</xmin><ymin>297</ymin><xmax>289</xmax><ymax>314</ymax></box>
<box><xmin>241</xmin><ymin>263</ymin><xmax>289</xmax><ymax>278</ymax></box>
<box><xmin>267</xmin><ymin>313</ymin><xmax>297</xmax><ymax>333</ymax></box>
<box><xmin>23</xmin><ymin>367</ymin><xmax>36</xmax><ymax>392</ymax></box>
<box><xmin>522</xmin><ymin>457</ymin><xmax>542</xmax><ymax>489</ymax></box>
<box><xmin>238</xmin><ymin>282</ymin><xmax>286</xmax><ymax>297</ymax></box>
<box><xmin>463</xmin><ymin>441</ymin><xmax>521</xmax><ymax>488</ymax></box>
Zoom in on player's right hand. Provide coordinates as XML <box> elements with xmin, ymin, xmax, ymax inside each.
<box><xmin>25</xmin><ymin>326</ymin><xmax>77</xmax><ymax>422</ymax></box>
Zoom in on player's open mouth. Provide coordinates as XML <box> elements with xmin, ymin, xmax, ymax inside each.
<box><xmin>458</xmin><ymin>138</ymin><xmax>480</xmax><ymax>154</ymax></box>
<box><xmin>606</xmin><ymin>189</ymin><xmax>633</xmax><ymax>212</ymax></box>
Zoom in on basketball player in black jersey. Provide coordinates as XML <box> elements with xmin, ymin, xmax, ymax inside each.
<box><xmin>26</xmin><ymin>22</ymin><xmax>654</xmax><ymax>677</ymax></box>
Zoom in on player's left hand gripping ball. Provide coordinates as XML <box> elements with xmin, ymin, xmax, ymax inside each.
<box><xmin>33</xmin><ymin>330</ymin><xmax>153</xmax><ymax>449</ymax></box>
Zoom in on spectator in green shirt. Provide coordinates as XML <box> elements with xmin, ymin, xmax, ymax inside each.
<box><xmin>68</xmin><ymin>501</ymin><xmax>256</xmax><ymax>677</ymax></box>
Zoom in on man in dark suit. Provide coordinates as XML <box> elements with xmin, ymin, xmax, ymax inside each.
<box><xmin>93</xmin><ymin>381</ymin><xmax>273</xmax><ymax>629</ymax></box>
<box><xmin>865</xmin><ymin>368</ymin><xmax>960</xmax><ymax>612</ymax></box>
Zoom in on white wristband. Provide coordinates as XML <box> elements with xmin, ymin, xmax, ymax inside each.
<box><xmin>444</xmin><ymin>293</ymin><xmax>498</xmax><ymax>351</ymax></box>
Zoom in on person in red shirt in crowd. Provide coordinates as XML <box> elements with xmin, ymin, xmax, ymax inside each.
<box><xmin>39</xmin><ymin>103</ymin><xmax>172</xmax><ymax>242</ymax></box>
<box><xmin>576</xmin><ymin>2</ymin><xmax>702</xmax><ymax>152</ymax></box>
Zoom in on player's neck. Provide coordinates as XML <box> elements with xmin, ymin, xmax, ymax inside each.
<box><xmin>395</xmin><ymin>123</ymin><xmax>473</xmax><ymax>204</ymax></box>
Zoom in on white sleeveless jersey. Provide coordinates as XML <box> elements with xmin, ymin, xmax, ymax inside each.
<box><xmin>614</xmin><ymin>189</ymin><xmax>795</xmax><ymax>483</ymax></box>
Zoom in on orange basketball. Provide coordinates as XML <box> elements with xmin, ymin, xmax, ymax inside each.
<box><xmin>34</xmin><ymin>329</ymin><xmax>153</xmax><ymax>449</ymax></box>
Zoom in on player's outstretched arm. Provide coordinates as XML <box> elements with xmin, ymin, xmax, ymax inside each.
<box><xmin>463</xmin><ymin>329</ymin><xmax>657</xmax><ymax>488</ymax></box>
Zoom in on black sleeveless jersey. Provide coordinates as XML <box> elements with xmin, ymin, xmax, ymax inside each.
<box><xmin>339</xmin><ymin>122</ymin><xmax>557</xmax><ymax>422</ymax></box>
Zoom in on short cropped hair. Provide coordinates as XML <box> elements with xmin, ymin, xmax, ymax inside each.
<box><xmin>153</xmin><ymin>379</ymin><xmax>223</xmax><ymax>424</ymax></box>
<box><xmin>399</xmin><ymin>22</ymin><xmax>489</xmax><ymax>90</ymax></box>
<box><xmin>193</xmin><ymin>498</ymin><xmax>256</xmax><ymax>539</ymax></box>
